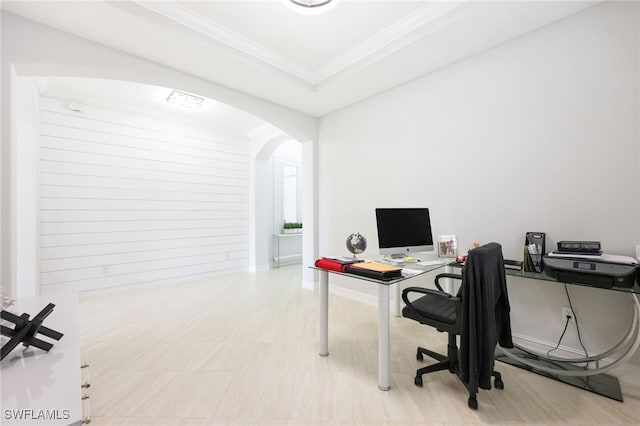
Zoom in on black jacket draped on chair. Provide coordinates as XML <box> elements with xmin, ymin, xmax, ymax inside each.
<box><xmin>460</xmin><ymin>242</ymin><xmax>514</xmax><ymax>392</ymax></box>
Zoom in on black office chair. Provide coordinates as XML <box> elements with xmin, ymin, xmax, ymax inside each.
<box><xmin>402</xmin><ymin>242</ymin><xmax>513</xmax><ymax>409</ymax></box>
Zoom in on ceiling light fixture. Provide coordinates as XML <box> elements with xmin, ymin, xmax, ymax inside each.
<box><xmin>289</xmin><ymin>0</ymin><xmax>333</xmax><ymax>8</ymax></box>
<box><xmin>285</xmin><ymin>0</ymin><xmax>338</xmax><ymax>14</ymax></box>
<box><xmin>166</xmin><ymin>90</ymin><xmax>205</xmax><ymax>109</ymax></box>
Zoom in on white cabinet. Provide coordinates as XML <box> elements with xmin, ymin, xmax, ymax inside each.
<box><xmin>272</xmin><ymin>233</ymin><xmax>302</xmax><ymax>268</ymax></box>
<box><xmin>1</xmin><ymin>293</ymin><xmax>84</xmax><ymax>425</ymax></box>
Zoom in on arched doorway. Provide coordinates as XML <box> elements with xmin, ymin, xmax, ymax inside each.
<box><xmin>250</xmin><ymin>129</ymin><xmax>302</xmax><ymax>272</ymax></box>
<box><xmin>248</xmin><ymin>124</ymin><xmax>317</xmax><ymax>288</ymax></box>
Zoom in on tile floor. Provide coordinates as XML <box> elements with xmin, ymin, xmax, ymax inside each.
<box><xmin>78</xmin><ymin>266</ymin><xmax>640</xmax><ymax>425</ymax></box>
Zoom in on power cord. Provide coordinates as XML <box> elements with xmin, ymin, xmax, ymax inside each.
<box><xmin>546</xmin><ymin>317</ymin><xmax>570</xmax><ymax>357</ymax></box>
<box><xmin>547</xmin><ymin>285</ymin><xmax>589</xmax><ymax>366</ymax></box>
<box><xmin>564</xmin><ymin>284</ymin><xmax>590</xmax><ymax>361</ymax></box>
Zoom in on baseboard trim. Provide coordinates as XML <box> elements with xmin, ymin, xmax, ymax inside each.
<box><xmin>510</xmin><ymin>332</ymin><xmax>588</xmax><ymax>358</ymax></box>
<box><xmin>251</xmin><ymin>264</ymin><xmax>270</xmax><ymax>273</ymax></box>
<box><xmin>301</xmin><ymin>279</ymin><xmax>317</xmax><ymax>290</ymax></box>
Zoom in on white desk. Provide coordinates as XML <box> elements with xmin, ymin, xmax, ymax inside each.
<box><xmin>1</xmin><ymin>293</ymin><xmax>83</xmax><ymax>425</ymax></box>
<box><xmin>314</xmin><ymin>260</ymin><xmax>450</xmax><ymax>391</ymax></box>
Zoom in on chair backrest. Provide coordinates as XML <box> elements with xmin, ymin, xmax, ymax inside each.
<box><xmin>459</xmin><ymin>242</ymin><xmax>513</xmax><ymax>392</ymax></box>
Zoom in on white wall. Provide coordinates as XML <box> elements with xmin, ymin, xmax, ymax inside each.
<box><xmin>1</xmin><ymin>65</ymin><xmax>18</xmax><ymax>298</ymax></box>
<box><xmin>318</xmin><ymin>1</ymin><xmax>640</xmax><ymax>381</ymax></box>
<box><xmin>38</xmin><ymin>96</ymin><xmax>250</xmax><ymax>293</ymax></box>
<box><xmin>15</xmin><ymin>77</ymin><xmax>40</xmax><ymax>297</ymax></box>
<box><xmin>0</xmin><ymin>68</ymin><xmax>40</xmax><ymax>298</ymax></box>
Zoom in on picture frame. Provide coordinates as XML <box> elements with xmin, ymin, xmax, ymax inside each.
<box><xmin>438</xmin><ymin>235</ymin><xmax>458</xmax><ymax>258</ymax></box>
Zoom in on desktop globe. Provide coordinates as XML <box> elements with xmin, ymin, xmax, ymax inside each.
<box><xmin>346</xmin><ymin>233</ymin><xmax>367</xmax><ymax>257</ymax></box>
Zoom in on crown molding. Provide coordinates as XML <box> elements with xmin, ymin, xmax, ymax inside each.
<box><xmin>131</xmin><ymin>1</ymin><xmax>316</xmax><ymax>83</ymax></box>
<box><xmin>129</xmin><ymin>1</ymin><xmax>466</xmax><ymax>87</ymax></box>
<box><xmin>316</xmin><ymin>1</ymin><xmax>465</xmax><ymax>82</ymax></box>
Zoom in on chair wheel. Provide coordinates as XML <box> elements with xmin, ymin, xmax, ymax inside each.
<box><xmin>416</xmin><ymin>350</ymin><xmax>423</xmax><ymax>362</ymax></box>
<box><xmin>495</xmin><ymin>379</ymin><xmax>504</xmax><ymax>390</ymax></box>
<box><xmin>468</xmin><ymin>396</ymin><xmax>478</xmax><ymax>410</ymax></box>
<box><xmin>414</xmin><ymin>376</ymin><xmax>423</xmax><ymax>387</ymax></box>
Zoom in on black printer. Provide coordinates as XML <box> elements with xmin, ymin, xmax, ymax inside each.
<box><xmin>543</xmin><ymin>253</ymin><xmax>638</xmax><ymax>289</ymax></box>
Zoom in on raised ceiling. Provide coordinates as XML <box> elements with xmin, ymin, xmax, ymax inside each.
<box><xmin>2</xmin><ymin>0</ymin><xmax>599</xmax><ymax>117</ymax></box>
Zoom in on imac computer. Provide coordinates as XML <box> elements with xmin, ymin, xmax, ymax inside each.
<box><xmin>375</xmin><ymin>208</ymin><xmax>434</xmax><ymax>259</ymax></box>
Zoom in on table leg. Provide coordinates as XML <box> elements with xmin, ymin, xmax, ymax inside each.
<box><xmin>378</xmin><ymin>285</ymin><xmax>391</xmax><ymax>391</ymax></box>
<box><xmin>319</xmin><ymin>270</ymin><xmax>329</xmax><ymax>357</ymax></box>
<box><xmin>393</xmin><ymin>283</ymin><xmax>401</xmax><ymax>317</ymax></box>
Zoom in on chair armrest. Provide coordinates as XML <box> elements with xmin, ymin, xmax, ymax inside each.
<box><xmin>434</xmin><ymin>273</ymin><xmax>462</xmax><ymax>292</ymax></box>
<box><xmin>402</xmin><ymin>286</ymin><xmax>460</xmax><ymax>320</ymax></box>
<box><xmin>402</xmin><ymin>286</ymin><xmax>457</xmax><ymax>306</ymax></box>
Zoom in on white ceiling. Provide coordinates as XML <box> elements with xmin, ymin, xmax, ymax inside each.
<box><xmin>2</xmin><ymin>0</ymin><xmax>599</xmax><ymax>119</ymax></box>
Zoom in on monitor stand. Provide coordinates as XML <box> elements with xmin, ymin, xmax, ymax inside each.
<box><xmin>388</xmin><ymin>253</ymin><xmax>423</xmax><ymax>263</ymax></box>
<box><xmin>390</xmin><ymin>253</ymin><xmax>409</xmax><ymax>259</ymax></box>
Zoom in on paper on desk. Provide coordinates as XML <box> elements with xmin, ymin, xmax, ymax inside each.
<box><xmin>401</xmin><ymin>268</ymin><xmax>422</xmax><ymax>276</ymax></box>
<box><xmin>417</xmin><ymin>259</ymin><xmax>445</xmax><ymax>266</ymax></box>
<box><xmin>547</xmin><ymin>251</ymin><xmax>638</xmax><ymax>265</ymax></box>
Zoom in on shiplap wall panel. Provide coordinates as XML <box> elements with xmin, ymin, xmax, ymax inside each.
<box><xmin>40</xmin><ymin>253</ymin><xmax>230</xmax><ymax>285</ymax></box>
<box><xmin>40</xmin><ymin>236</ymin><xmax>246</xmax><ymax>260</ymax></box>
<box><xmin>40</xmin><ymin>243</ymin><xmax>247</xmax><ymax>272</ymax></box>
<box><xmin>42</xmin><ymin>259</ymin><xmax>248</xmax><ymax>293</ymax></box>
<box><xmin>39</xmin><ymin>97</ymin><xmax>250</xmax><ymax>292</ymax></box>
<box><xmin>41</xmin><ymin>186</ymin><xmax>248</xmax><ymax>201</ymax></box>
<box><xmin>41</xmin><ymin>209</ymin><xmax>248</xmax><ymax>222</ymax></box>
<box><xmin>40</xmin><ymin>168</ymin><xmax>248</xmax><ymax>190</ymax></box>
<box><xmin>41</xmin><ymin>227</ymin><xmax>247</xmax><ymax>247</ymax></box>
<box><xmin>41</xmin><ymin>218</ymin><xmax>248</xmax><ymax>234</ymax></box>
<box><xmin>39</xmin><ymin>111</ymin><xmax>249</xmax><ymax>154</ymax></box>
<box><xmin>40</xmin><ymin>198</ymin><xmax>246</xmax><ymax>211</ymax></box>
<box><xmin>41</xmin><ymin>137</ymin><xmax>247</xmax><ymax>172</ymax></box>
<box><xmin>40</xmin><ymin>122</ymin><xmax>249</xmax><ymax>157</ymax></box>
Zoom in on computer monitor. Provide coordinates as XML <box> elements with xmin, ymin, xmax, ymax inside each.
<box><xmin>375</xmin><ymin>208</ymin><xmax>434</xmax><ymax>258</ymax></box>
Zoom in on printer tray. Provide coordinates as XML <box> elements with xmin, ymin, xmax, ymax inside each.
<box><xmin>543</xmin><ymin>260</ymin><xmax>636</xmax><ymax>289</ymax></box>
<box><xmin>553</xmin><ymin>270</ymin><xmax>620</xmax><ymax>289</ymax></box>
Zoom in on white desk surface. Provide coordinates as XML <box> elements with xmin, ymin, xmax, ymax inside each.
<box><xmin>1</xmin><ymin>292</ymin><xmax>82</xmax><ymax>426</ymax></box>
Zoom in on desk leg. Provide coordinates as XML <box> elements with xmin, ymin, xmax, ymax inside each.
<box><xmin>393</xmin><ymin>283</ymin><xmax>401</xmax><ymax>317</ymax></box>
<box><xmin>378</xmin><ymin>285</ymin><xmax>391</xmax><ymax>391</ymax></box>
<box><xmin>319</xmin><ymin>270</ymin><xmax>329</xmax><ymax>357</ymax></box>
